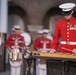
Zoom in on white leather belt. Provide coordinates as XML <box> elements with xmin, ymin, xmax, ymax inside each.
<box><xmin>61</xmin><ymin>41</ymin><xmax>76</xmax><ymax>45</ymax></box>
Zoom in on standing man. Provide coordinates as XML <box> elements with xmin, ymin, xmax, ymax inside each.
<box><xmin>51</xmin><ymin>3</ymin><xmax>76</xmax><ymax>54</ymax></box>
<box><xmin>34</xmin><ymin>30</ymin><xmax>43</xmax><ymax>75</ymax></box>
<box><xmin>4</xmin><ymin>25</ymin><xmax>26</xmax><ymax>75</ymax></box>
<box><xmin>34</xmin><ymin>29</ymin><xmax>52</xmax><ymax>75</ymax></box>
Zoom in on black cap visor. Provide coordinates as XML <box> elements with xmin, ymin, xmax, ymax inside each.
<box><xmin>15</xmin><ymin>28</ymin><xmax>20</xmax><ymax>30</ymax></box>
<box><xmin>43</xmin><ymin>32</ymin><xmax>48</xmax><ymax>34</ymax></box>
<box><xmin>62</xmin><ymin>10</ymin><xmax>72</xmax><ymax>16</ymax></box>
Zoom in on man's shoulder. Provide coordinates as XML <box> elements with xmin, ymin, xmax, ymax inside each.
<box><xmin>46</xmin><ymin>38</ymin><xmax>51</xmax><ymax>41</ymax></box>
<box><xmin>8</xmin><ymin>34</ymin><xmax>14</xmax><ymax>37</ymax></box>
<box><xmin>19</xmin><ymin>35</ymin><xmax>24</xmax><ymax>38</ymax></box>
<box><xmin>56</xmin><ymin>18</ymin><xmax>65</xmax><ymax>27</ymax></box>
<box><xmin>72</xmin><ymin>17</ymin><xmax>76</xmax><ymax>21</ymax></box>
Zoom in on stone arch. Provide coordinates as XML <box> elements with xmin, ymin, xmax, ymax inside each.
<box><xmin>8</xmin><ymin>5</ymin><xmax>29</xmax><ymax>31</ymax></box>
<box><xmin>11</xmin><ymin>0</ymin><xmax>76</xmax><ymax>26</ymax></box>
<box><xmin>43</xmin><ymin>7</ymin><xmax>61</xmax><ymax>28</ymax></box>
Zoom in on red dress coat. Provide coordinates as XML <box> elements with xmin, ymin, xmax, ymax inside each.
<box><xmin>52</xmin><ymin>17</ymin><xmax>76</xmax><ymax>53</ymax></box>
<box><xmin>5</xmin><ymin>34</ymin><xmax>26</xmax><ymax>51</ymax></box>
<box><xmin>34</xmin><ymin>37</ymin><xmax>51</xmax><ymax>51</ymax></box>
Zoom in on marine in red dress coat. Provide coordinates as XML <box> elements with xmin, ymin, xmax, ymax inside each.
<box><xmin>5</xmin><ymin>26</ymin><xmax>26</xmax><ymax>51</ymax></box>
<box><xmin>34</xmin><ymin>29</ymin><xmax>52</xmax><ymax>75</ymax></box>
<box><xmin>51</xmin><ymin>3</ymin><xmax>76</xmax><ymax>53</ymax></box>
<box><xmin>34</xmin><ymin>29</ymin><xmax>52</xmax><ymax>52</ymax></box>
<box><xmin>34</xmin><ymin>30</ymin><xmax>43</xmax><ymax>50</ymax></box>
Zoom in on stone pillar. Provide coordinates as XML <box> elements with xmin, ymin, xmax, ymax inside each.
<box><xmin>0</xmin><ymin>0</ymin><xmax>8</xmax><ymax>33</ymax></box>
<box><xmin>0</xmin><ymin>0</ymin><xmax>8</xmax><ymax>71</ymax></box>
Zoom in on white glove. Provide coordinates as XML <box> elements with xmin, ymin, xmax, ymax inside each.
<box><xmin>42</xmin><ymin>50</ymin><xmax>47</xmax><ymax>52</ymax></box>
<box><xmin>50</xmin><ymin>49</ymin><xmax>56</xmax><ymax>53</ymax></box>
<box><xmin>38</xmin><ymin>48</ymin><xmax>43</xmax><ymax>52</ymax></box>
<box><xmin>38</xmin><ymin>49</ymin><xmax>47</xmax><ymax>52</ymax></box>
<box><xmin>46</xmin><ymin>48</ymin><xmax>51</xmax><ymax>51</ymax></box>
<box><xmin>72</xmin><ymin>49</ymin><xmax>76</xmax><ymax>54</ymax></box>
<box><xmin>24</xmin><ymin>53</ymin><xmax>30</xmax><ymax>59</ymax></box>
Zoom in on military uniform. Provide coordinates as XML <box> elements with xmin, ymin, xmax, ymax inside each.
<box><xmin>5</xmin><ymin>25</ymin><xmax>26</xmax><ymax>75</ymax></box>
<box><xmin>52</xmin><ymin>17</ymin><xmax>76</xmax><ymax>53</ymax></box>
<box><xmin>34</xmin><ymin>38</ymin><xmax>51</xmax><ymax>51</ymax></box>
<box><xmin>34</xmin><ymin>37</ymin><xmax>43</xmax><ymax>50</ymax></box>
<box><xmin>34</xmin><ymin>29</ymin><xmax>51</xmax><ymax>75</ymax></box>
<box><xmin>34</xmin><ymin>30</ymin><xmax>43</xmax><ymax>75</ymax></box>
<box><xmin>5</xmin><ymin>34</ymin><xmax>26</xmax><ymax>51</ymax></box>
<box><xmin>52</xmin><ymin>3</ymin><xmax>76</xmax><ymax>53</ymax></box>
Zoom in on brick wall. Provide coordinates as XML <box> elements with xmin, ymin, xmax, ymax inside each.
<box><xmin>13</xmin><ymin>0</ymin><xmax>76</xmax><ymax>25</ymax></box>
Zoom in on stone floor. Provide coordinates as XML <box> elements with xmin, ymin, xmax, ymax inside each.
<box><xmin>0</xmin><ymin>65</ymin><xmax>10</xmax><ymax>75</ymax></box>
<box><xmin>0</xmin><ymin>71</ymin><xmax>10</xmax><ymax>75</ymax></box>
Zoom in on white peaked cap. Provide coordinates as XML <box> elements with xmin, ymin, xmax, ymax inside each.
<box><xmin>43</xmin><ymin>29</ymin><xmax>49</xmax><ymax>34</ymax></box>
<box><xmin>37</xmin><ymin>30</ymin><xmax>43</xmax><ymax>34</ymax></box>
<box><xmin>12</xmin><ymin>28</ymin><xmax>15</xmax><ymax>31</ymax></box>
<box><xmin>14</xmin><ymin>25</ymin><xmax>20</xmax><ymax>29</ymax></box>
<box><xmin>59</xmin><ymin>3</ymin><xmax>75</xmax><ymax>11</ymax></box>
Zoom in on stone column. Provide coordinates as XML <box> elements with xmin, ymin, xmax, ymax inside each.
<box><xmin>0</xmin><ymin>0</ymin><xmax>8</xmax><ymax>33</ymax></box>
<box><xmin>0</xmin><ymin>0</ymin><xmax>8</xmax><ymax>71</ymax></box>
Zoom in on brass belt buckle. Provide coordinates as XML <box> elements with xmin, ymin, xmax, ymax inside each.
<box><xmin>66</xmin><ymin>41</ymin><xmax>70</xmax><ymax>45</ymax></box>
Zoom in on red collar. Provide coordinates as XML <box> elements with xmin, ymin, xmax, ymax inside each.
<box><xmin>13</xmin><ymin>34</ymin><xmax>20</xmax><ymax>37</ymax></box>
<box><xmin>43</xmin><ymin>38</ymin><xmax>47</xmax><ymax>41</ymax></box>
<box><xmin>64</xmin><ymin>16</ymin><xmax>74</xmax><ymax>22</ymax></box>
